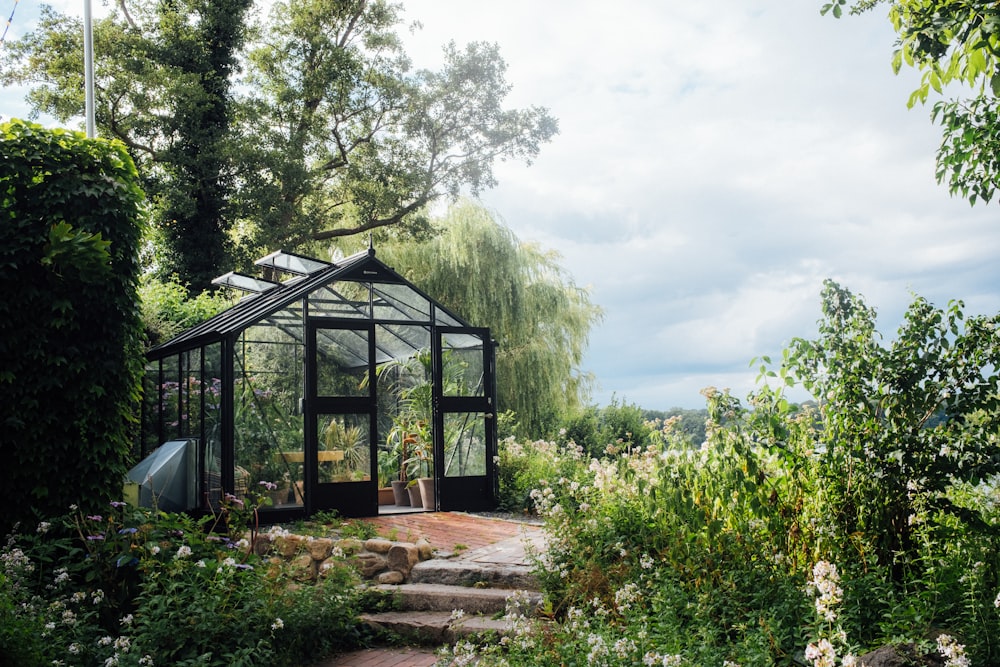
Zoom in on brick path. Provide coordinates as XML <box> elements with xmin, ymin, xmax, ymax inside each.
<box><xmin>316</xmin><ymin>646</ymin><xmax>440</xmax><ymax>666</ymax></box>
<box><xmin>355</xmin><ymin>511</ymin><xmax>541</xmax><ymax>554</ymax></box>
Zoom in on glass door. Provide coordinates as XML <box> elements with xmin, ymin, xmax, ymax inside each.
<box><xmin>306</xmin><ymin>320</ymin><xmax>377</xmax><ymax>517</ymax></box>
<box><xmin>433</xmin><ymin>327</ymin><xmax>497</xmax><ymax>512</ymax></box>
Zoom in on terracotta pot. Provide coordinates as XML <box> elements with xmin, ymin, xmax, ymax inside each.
<box><xmin>406</xmin><ymin>481</ymin><xmax>422</xmax><ymax>507</ymax></box>
<box><xmin>391</xmin><ymin>480</ymin><xmax>410</xmax><ymax>506</ymax></box>
<box><xmin>377</xmin><ymin>487</ymin><xmax>395</xmax><ymax>505</ymax></box>
<box><xmin>417</xmin><ymin>477</ymin><xmax>435</xmax><ymax>511</ymax></box>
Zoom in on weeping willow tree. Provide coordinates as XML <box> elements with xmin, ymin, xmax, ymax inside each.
<box><xmin>379</xmin><ymin>201</ymin><xmax>602</xmax><ymax>437</ymax></box>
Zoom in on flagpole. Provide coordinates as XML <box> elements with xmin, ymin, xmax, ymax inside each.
<box><xmin>83</xmin><ymin>0</ymin><xmax>95</xmax><ymax>137</ymax></box>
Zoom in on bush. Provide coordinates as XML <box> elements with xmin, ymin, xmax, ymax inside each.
<box><xmin>0</xmin><ymin>491</ymin><xmax>364</xmax><ymax>666</ymax></box>
<box><xmin>0</xmin><ymin>120</ymin><xmax>145</xmax><ymax>536</ymax></box>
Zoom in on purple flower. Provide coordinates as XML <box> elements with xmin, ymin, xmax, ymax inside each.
<box><xmin>110</xmin><ymin>501</ymin><xmax>126</xmax><ymax>508</ymax></box>
<box><xmin>87</xmin><ymin>515</ymin><xmax>103</xmax><ymax>522</ymax></box>
<box><xmin>87</xmin><ymin>534</ymin><xmax>105</xmax><ymax>541</ymax></box>
<box><xmin>118</xmin><ymin>527</ymin><xmax>138</xmax><ymax>535</ymax></box>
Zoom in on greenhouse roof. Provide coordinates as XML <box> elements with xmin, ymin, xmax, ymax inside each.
<box><xmin>147</xmin><ymin>248</ymin><xmax>472</xmax><ymax>359</ymax></box>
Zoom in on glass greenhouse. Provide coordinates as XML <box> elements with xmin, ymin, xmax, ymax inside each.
<box><xmin>140</xmin><ymin>248</ymin><xmax>498</xmax><ymax>519</ymax></box>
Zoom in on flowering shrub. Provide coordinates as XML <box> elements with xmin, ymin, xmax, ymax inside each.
<box><xmin>0</xmin><ymin>495</ymin><xmax>362</xmax><ymax>666</ymax></box>
<box><xmin>466</xmin><ymin>368</ymin><xmax>1000</xmax><ymax>664</ymax></box>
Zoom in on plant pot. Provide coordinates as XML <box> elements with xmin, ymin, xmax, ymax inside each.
<box><xmin>417</xmin><ymin>477</ymin><xmax>435</xmax><ymax>510</ymax></box>
<box><xmin>377</xmin><ymin>487</ymin><xmax>395</xmax><ymax>505</ymax></box>
<box><xmin>391</xmin><ymin>480</ymin><xmax>410</xmax><ymax>506</ymax></box>
<box><xmin>406</xmin><ymin>481</ymin><xmax>422</xmax><ymax>507</ymax></box>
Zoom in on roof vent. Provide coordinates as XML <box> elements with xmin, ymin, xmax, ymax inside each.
<box><xmin>254</xmin><ymin>250</ymin><xmax>330</xmax><ymax>276</ymax></box>
<box><xmin>211</xmin><ymin>271</ymin><xmax>281</xmax><ymax>294</ymax></box>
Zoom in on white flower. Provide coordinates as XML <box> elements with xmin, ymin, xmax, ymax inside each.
<box><xmin>271</xmin><ymin>618</ymin><xmax>284</xmax><ymax>631</ymax></box>
<box><xmin>937</xmin><ymin>634</ymin><xmax>970</xmax><ymax>667</ymax></box>
<box><xmin>174</xmin><ymin>545</ymin><xmax>192</xmax><ymax>559</ymax></box>
<box><xmin>68</xmin><ymin>643</ymin><xmax>81</xmax><ymax>655</ymax></box>
<box><xmin>119</xmin><ymin>614</ymin><xmax>134</xmax><ymax>627</ymax></box>
<box><xmin>98</xmin><ymin>636</ymin><xmax>114</xmax><ymax>647</ymax></box>
<box><xmin>994</xmin><ymin>590</ymin><xmax>1000</xmax><ymax>608</ymax></box>
<box><xmin>195</xmin><ymin>559</ymin><xmax>206</xmax><ymax>568</ymax></box>
<box><xmin>149</xmin><ymin>545</ymin><xmax>160</xmax><ymax>556</ymax></box>
<box><xmin>37</xmin><ymin>521</ymin><xmax>51</xmax><ymax>534</ymax></box>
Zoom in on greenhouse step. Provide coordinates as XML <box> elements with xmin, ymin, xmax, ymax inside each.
<box><xmin>374</xmin><ymin>582</ymin><xmax>542</xmax><ymax>616</ymax></box>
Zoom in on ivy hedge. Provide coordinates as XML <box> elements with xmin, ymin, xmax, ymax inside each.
<box><xmin>0</xmin><ymin>120</ymin><xmax>145</xmax><ymax>536</ymax></box>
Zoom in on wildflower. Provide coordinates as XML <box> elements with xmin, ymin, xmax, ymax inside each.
<box><xmin>936</xmin><ymin>634</ymin><xmax>970</xmax><ymax>667</ymax></box>
<box><xmin>450</xmin><ymin>609</ymin><xmax>466</xmax><ymax>620</ymax></box>
<box><xmin>842</xmin><ymin>656</ymin><xmax>858</xmax><ymax>667</ymax></box>
<box><xmin>994</xmin><ymin>590</ymin><xmax>1000</xmax><ymax>608</ymax></box>
<box><xmin>87</xmin><ymin>515</ymin><xmax>103</xmax><ymax>522</ymax></box>
<box><xmin>92</xmin><ymin>589</ymin><xmax>105</xmax><ymax>604</ymax></box>
<box><xmin>195</xmin><ymin>559</ymin><xmax>206</xmax><ymax>568</ymax></box>
<box><xmin>114</xmin><ymin>636</ymin><xmax>131</xmax><ymax>652</ymax></box>
<box><xmin>119</xmin><ymin>614</ymin><xmax>134</xmax><ymax>627</ymax></box>
<box><xmin>271</xmin><ymin>618</ymin><xmax>284</xmax><ymax>631</ymax></box>
<box><xmin>37</xmin><ymin>521</ymin><xmax>51</xmax><ymax>534</ymax></box>
<box><xmin>804</xmin><ymin>638</ymin><xmax>836</xmax><ymax>667</ymax></box>
<box><xmin>808</xmin><ymin>561</ymin><xmax>843</xmax><ymax>623</ymax></box>
<box><xmin>110</xmin><ymin>501</ymin><xmax>126</xmax><ymax>508</ymax></box>
<box><xmin>138</xmin><ymin>656</ymin><xmax>154</xmax><ymax>666</ymax></box>
<box><xmin>259</xmin><ymin>480</ymin><xmax>278</xmax><ymax>491</ymax></box>
<box><xmin>105</xmin><ymin>655</ymin><xmax>119</xmax><ymax>667</ymax></box>
<box><xmin>61</xmin><ymin>609</ymin><xmax>77</xmax><ymax>627</ymax></box>
<box><xmin>149</xmin><ymin>545</ymin><xmax>161</xmax><ymax>556</ymax></box>
<box><xmin>53</xmin><ymin>568</ymin><xmax>70</xmax><ymax>585</ymax></box>
<box><xmin>98</xmin><ymin>637</ymin><xmax>114</xmax><ymax>647</ymax></box>
<box><xmin>174</xmin><ymin>545</ymin><xmax>193</xmax><ymax>559</ymax></box>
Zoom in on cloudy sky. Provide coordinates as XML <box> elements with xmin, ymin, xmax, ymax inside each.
<box><xmin>4</xmin><ymin>1</ymin><xmax>999</xmax><ymax>410</ymax></box>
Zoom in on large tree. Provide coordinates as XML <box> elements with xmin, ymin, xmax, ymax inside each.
<box><xmin>379</xmin><ymin>201</ymin><xmax>603</xmax><ymax>437</ymax></box>
<box><xmin>2</xmin><ymin>0</ymin><xmax>556</xmax><ymax>291</ymax></box>
<box><xmin>2</xmin><ymin>0</ymin><xmax>254</xmax><ymax>290</ymax></box>
<box><xmin>823</xmin><ymin>0</ymin><xmax>1000</xmax><ymax>206</ymax></box>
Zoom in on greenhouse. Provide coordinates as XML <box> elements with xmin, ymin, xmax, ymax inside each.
<box><xmin>139</xmin><ymin>248</ymin><xmax>498</xmax><ymax>519</ymax></box>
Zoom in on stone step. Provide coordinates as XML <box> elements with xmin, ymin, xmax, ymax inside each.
<box><xmin>359</xmin><ymin>610</ymin><xmax>521</xmax><ymax>645</ymax></box>
<box><xmin>409</xmin><ymin>557</ymin><xmax>538</xmax><ymax>590</ymax></box>
<box><xmin>375</xmin><ymin>582</ymin><xmax>542</xmax><ymax>616</ymax></box>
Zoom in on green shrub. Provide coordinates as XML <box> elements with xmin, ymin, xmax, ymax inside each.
<box><xmin>0</xmin><ymin>120</ymin><xmax>145</xmax><ymax>536</ymax></box>
<box><xmin>0</xmin><ymin>493</ymin><xmax>364</xmax><ymax>666</ymax></box>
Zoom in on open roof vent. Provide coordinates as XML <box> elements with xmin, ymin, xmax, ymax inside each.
<box><xmin>210</xmin><ymin>271</ymin><xmax>281</xmax><ymax>294</ymax></box>
<box><xmin>254</xmin><ymin>250</ymin><xmax>330</xmax><ymax>276</ymax></box>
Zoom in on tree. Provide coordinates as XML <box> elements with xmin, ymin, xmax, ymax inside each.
<box><xmin>2</xmin><ymin>0</ymin><xmax>254</xmax><ymax>290</ymax></box>
<box><xmin>1</xmin><ymin>0</ymin><xmax>557</xmax><ymax>291</ymax></box>
<box><xmin>378</xmin><ymin>201</ymin><xmax>602</xmax><ymax>437</ymax></box>
<box><xmin>822</xmin><ymin>0</ymin><xmax>1000</xmax><ymax>206</ymax></box>
<box><xmin>780</xmin><ymin>279</ymin><xmax>1000</xmax><ymax>581</ymax></box>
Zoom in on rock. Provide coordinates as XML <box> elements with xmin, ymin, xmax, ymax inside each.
<box><xmin>377</xmin><ymin>570</ymin><xmax>406</xmax><ymax>585</ymax></box>
<box><xmin>415</xmin><ymin>538</ymin><xmax>435</xmax><ymax>560</ymax></box>
<box><xmin>307</xmin><ymin>537</ymin><xmax>333</xmax><ymax>561</ymax></box>
<box><xmin>352</xmin><ymin>552</ymin><xmax>387</xmax><ymax>578</ymax></box>
<box><xmin>858</xmin><ymin>644</ymin><xmax>945</xmax><ymax>667</ymax></box>
<box><xmin>387</xmin><ymin>543</ymin><xmax>419</xmax><ymax>576</ymax></box>
<box><xmin>275</xmin><ymin>535</ymin><xmax>303</xmax><ymax>558</ymax></box>
<box><xmin>252</xmin><ymin>535</ymin><xmax>272</xmax><ymax>557</ymax></box>
<box><xmin>364</xmin><ymin>538</ymin><xmax>394</xmax><ymax>554</ymax></box>
<box><xmin>335</xmin><ymin>538</ymin><xmax>363</xmax><ymax>555</ymax></box>
<box><xmin>290</xmin><ymin>553</ymin><xmax>315</xmax><ymax>582</ymax></box>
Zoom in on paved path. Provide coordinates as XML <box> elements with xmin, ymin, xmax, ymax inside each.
<box><xmin>312</xmin><ymin>512</ymin><xmax>543</xmax><ymax>667</ymax></box>
<box><xmin>315</xmin><ymin>646</ymin><xmax>440</xmax><ymax>666</ymax></box>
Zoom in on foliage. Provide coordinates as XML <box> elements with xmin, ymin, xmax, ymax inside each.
<box><xmin>380</xmin><ymin>200</ymin><xmax>602</xmax><ymax>437</ymax></box>
<box><xmin>822</xmin><ymin>0</ymin><xmax>1000</xmax><ymax>206</ymax></box>
<box><xmin>0</xmin><ymin>120</ymin><xmax>145</xmax><ymax>538</ymax></box>
<box><xmin>644</xmin><ymin>407</ymin><xmax>709</xmax><ymax>446</ymax></box>
<box><xmin>780</xmin><ymin>279</ymin><xmax>1000</xmax><ymax>581</ymax></box>
<box><xmin>138</xmin><ymin>274</ymin><xmax>234</xmax><ymax>348</ymax></box>
<box><xmin>558</xmin><ymin>396</ymin><xmax>654</xmax><ymax>458</ymax></box>
<box><xmin>0</xmin><ymin>495</ymin><xmax>363</xmax><ymax>666</ymax></box>
<box><xmin>458</xmin><ymin>281</ymin><xmax>1000</xmax><ymax>665</ymax></box>
<box><xmin>1</xmin><ymin>0</ymin><xmax>557</xmax><ymax>291</ymax></box>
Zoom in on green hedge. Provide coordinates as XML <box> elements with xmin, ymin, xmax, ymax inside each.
<box><xmin>0</xmin><ymin>120</ymin><xmax>145</xmax><ymax>536</ymax></box>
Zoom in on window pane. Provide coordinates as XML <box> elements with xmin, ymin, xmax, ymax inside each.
<box><xmin>317</xmin><ymin>414</ymin><xmax>371</xmax><ymax>483</ymax></box>
<box><xmin>443</xmin><ymin>413</ymin><xmax>486</xmax><ymax>477</ymax></box>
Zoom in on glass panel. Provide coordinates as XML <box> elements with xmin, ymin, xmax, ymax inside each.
<box><xmin>435</xmin><ymin>307</ymin><xmax>462</xmax><ymax>326</ymax></box>
<box><xmin>203</xmin><ymin>343</ymin><xmax>223</xmax><ymax>511</ymax></box>
<box><xmin>234</xmin><ymin>311</ymin><xmax>305</xmax><ymax>507</ymax></box>
<box><xmin>441</xmin><ymin>333</ymin><xmax>486</xmax><ymax>397</ymax></box>
<box><xmin>375</xmin><ymin>327</ymin><xmax>433</xmax><ymax>486</ymax></box>
<box><xmin>141</xmin><ymin>361</ymin><xmax>160</xmax><ymax>456</ymax></box>
<box><xmin>160</xmin><ymin>354</ymin><xmax>180</xmax><ymax>440</ymax></box>
<box><xmin>316</xmin><ymin>328</ymin><xmax>369</xmax><ymax>397</ymax></box>
<box><xmin>317</xmin><ymin>414</ymin><xmax>371</xmax><ymax>483</ymax></box>
<box><xmin>443</xmin><ymin>413</ymin><xmax>486</xmax><ymax>477</ymax></box>
<box><xmin>372</xmin><ymin>283</ymin><xmax>431</xmax><ymax>321</ymax></box>
<box><xmin>308</xmin><ymin>282</ymin><xmax>370</xmax><ymax>318</ymax></box>
<box><xmin>182</xmin><ymin>349</ymin><xmax>201</xmax><ymax>439</ymax></box>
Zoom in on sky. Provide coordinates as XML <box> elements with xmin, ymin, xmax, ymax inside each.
<box><xmin>3</xmin><ymin>0</ymin><xmax>1000</xmax><ymax>410</ymax></box>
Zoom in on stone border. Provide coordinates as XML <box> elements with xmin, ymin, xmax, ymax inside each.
<box><xmin>252</xmin><ymin>529</ymin><xmax>436</xmax><ymax>584</ymax></box>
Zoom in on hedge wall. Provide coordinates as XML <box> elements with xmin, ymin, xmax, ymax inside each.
<box><xmin>0</xmin><ymin>120</ymin><xmax>145</xmax><ymax>536</ymax></box>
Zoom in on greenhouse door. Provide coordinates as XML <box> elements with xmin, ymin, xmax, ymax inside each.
<box><xmin>434</xmin><ymin>327</ymin><xmax>497</xmax><ymax>512</ymax></box>
<box><xmin>306</xmin><ymin>320</ymin><xmax>377</xmax><ymax>518</ymax></box>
